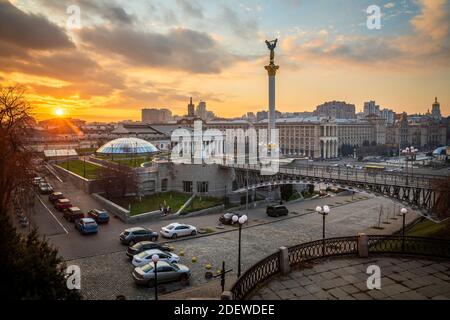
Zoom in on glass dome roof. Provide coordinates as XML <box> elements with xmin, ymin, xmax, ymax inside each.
<box><xmin>96</xmin><ymin>138</ymin><xmax>159</xmax><ymax>154</ymax></box>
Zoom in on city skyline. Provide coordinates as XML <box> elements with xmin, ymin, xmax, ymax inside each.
<box><xmin>0</xmin><ymin>0</ymin><xmax>449</xmax><ymax>121</ymax></box>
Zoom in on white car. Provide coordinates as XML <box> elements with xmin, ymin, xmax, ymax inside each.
<box><xmin>160</xmin><ymin>223</ymin><xmax>197</xmax><ymax>239</ymax></box>
<box><xmin>132</xmin><ymin>249</ymin><xmax>180</xmax><ymax>267</ymax></box>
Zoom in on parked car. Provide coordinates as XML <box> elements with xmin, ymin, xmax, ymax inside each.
<box><xmin>33</xmin><ymin>176</ymin><xmax>44</xmax><ymax>186</ymax></box>
<box><xmin>219</xmin><ymin>212</ymin><xmax>242</xmax><ymax>225</ymax></box>
<box><xmin>55</xmin><ymin>198</ymin><xmax>72</xmax><ymax>211</ymax></box>
<box><xmin>87</xmin><ymin>209</ymin><xmax>110</xmax><ymax>224</ymax></box>
<box><xmin>126</xmin><ymin>241</ymin><xmax>171</xmax><ymax>259</ymax></box>
<box><xmin>63</xmin><ymin>207</ymin><xmax>85</xmax><ymax>222</ymax></box>
<box><xmin>266</xmin><ymin>205</ymin><xmax>289</xmax><ymax>217</ymax></box>
<box><xmin>132</xmin><ymin>249</ymin><xmax>180</xmax><ymax>267</ymax></box>
<box><xmin>160</xmin><ymin>223</ymin><xmax>197</xmax><ymax>239</ymax></box>
<box><xmin>119</xmin><ymin>227</ymin><xmax>158</xmax><ymax>245</ymax></box>
<box><xmin>38</xmin><ymin>182</ymin><xmax>54</xmax><ymax>194</ymax></box>
<box><xmin>49</xmin><ymin>192</ymin><xmax>65</xmax><ymax>203</ymax></box>
<box><xmin>75</xmin><ymin>218</ymin><xmax>98</xmax><ymax>234</ymax></box>
<box><xmin>132</xmin><ymin>261</ymin><xmax>190</xmax><ymax>287</ymax></box>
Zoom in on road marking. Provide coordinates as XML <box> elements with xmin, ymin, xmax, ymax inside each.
<box><xmin>36</xmin><ymin>195</ymin><xmax>69</xmax><ymax>234</ymax></box>
<box><xmin>45</xmin><ymin>163</ymin><xmax>63</xmax><ymax>182</ymax></box>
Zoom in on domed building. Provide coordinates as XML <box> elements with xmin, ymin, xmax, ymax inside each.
<box><xmin>96</xmin><ymin>137</ymin><xmax>159</xmax><ymax>155</ymax></box>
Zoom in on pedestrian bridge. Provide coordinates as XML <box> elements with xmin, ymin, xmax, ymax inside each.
<box><xmin>223</xmin><ymin>163</ymin><xmax>447</xmax><ymax>220</ymax></box>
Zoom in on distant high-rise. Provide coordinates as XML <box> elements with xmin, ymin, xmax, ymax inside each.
<box><xmin>364</xmin><ymin>101</ymin><xmax>395</xmax><ymax>124</ymax></box>
<box><xmin>196</xmin><ymin>101</ymin><xmax>207</xmax><ymax>120</ymax></box>
<box><xmin>142</xmin><ymin>108</ymin><xmax>172</xmax><ymax>123</ymax></box>
<box><xmin>364</xmin><ymin>101</ymin><xmax>380</xmax><ymax>116</ymax></box>
<box><xmin>187</xmin><ymin>97</ymin><xmax>195</xmax><ymax>117</ymax></box>
<box><xmin>432</xmin><ymin>97</ymin><xmax>442</xmax><ymax>120</ymax></box>
<box><xmin>314</xmin><ymin>101</ymin><xmax>356</xmax><ymax>119</ymax></box>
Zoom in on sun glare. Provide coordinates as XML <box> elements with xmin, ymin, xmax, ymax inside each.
<box><xmin>54</xmin><ymin>108</ymin><xmax>65</xmax><ymax>117</ymax></box>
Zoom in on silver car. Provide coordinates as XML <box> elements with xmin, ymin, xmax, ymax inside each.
<box><xmin>132</xmin><ymin>261</ymin><xmax>190</xmax><ymax>287</ymax></box>
<box><xmin>132</xmin><ymin>249</ymin><xmax>180</xmax><ymax>267</ymax></box>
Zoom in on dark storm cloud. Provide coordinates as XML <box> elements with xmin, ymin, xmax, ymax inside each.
<box><xmin>79</xmin><ymin>27</ymin><xmax>238</xmax><ymax>74</ymax></box>
<box><xmin>36</xmin><ymin>0</ymin><xmax>137</xmax><ymax>25</ymax></box>
<box><xmin>0</xmin><ymin>1</ymin><xmax>73</xmax><ymax>50</ymax></box>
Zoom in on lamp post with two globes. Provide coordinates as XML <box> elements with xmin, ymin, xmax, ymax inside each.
<box><xmin>152</xmin><ymin>254</ymin><xmax>159</xmax><ymax>300</ymax></box>
<box><xmin>232</xmin><ymin>214</ymin><xmax>248</xmax><ymax>277</ymax></box>
<box><xmin>316</xmin><ymin>205</ymin><xmax>331</xmax><ymax>256</ymax></box>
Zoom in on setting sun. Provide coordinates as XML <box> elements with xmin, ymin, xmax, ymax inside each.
<box><xmin>54</xmin><ymin>108</ymin><xmax>65</xmax><ymax>117</ymax></box>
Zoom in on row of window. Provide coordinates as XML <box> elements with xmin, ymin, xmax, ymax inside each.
<box><xmin>182</xmin><ymin>181</ymin><xmax>209</xmax><ymax>193</ymax></box>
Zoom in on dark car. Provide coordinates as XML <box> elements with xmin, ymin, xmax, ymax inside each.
<box><xmin>266</xmin><ymin>205</ymin><xmax>289</xmax><ymax>217</ymax></box>
<box><xmin>219</xmin><ymin>212</ymin><xmax>242</xmax><ymax>225</ymax></box>
<box><xmin>87</xmin><ymin>209</ymin><xmax>110</xmax><ymax>224</ymax></box>
<box><xmin>63</xmin><ymin>207</ymin><xmax>85</xmax><ymax>222</ymax></box>
<box><xmin>119</xmin><ymin>227</ymin><xmax>159</xmax><ymax>245</ymax></box>
<box><xmin>126</xmin><ymin>241</ymin><xmax>171</xmax><ymax>258</ymax></box>
<box><xmin>49</xmin><ymin>192</ymin><xmax>65</xmax><ymax>203</ymax></box>
<box><xmin>38</xmin><ymin>182</ymin><xmax>54</xmax><ymax>195</ymax></box>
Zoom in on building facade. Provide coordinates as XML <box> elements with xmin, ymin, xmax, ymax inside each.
<box><xmin>314</xmin><ymin>101</ymin><xmax>356</xmax><ymax>119</ymax></box>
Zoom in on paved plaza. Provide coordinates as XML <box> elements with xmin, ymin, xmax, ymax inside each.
<box><xmin>251</xmin><ymin>256</ymin><xmax>450</xmax><ymax>300</ymax></box>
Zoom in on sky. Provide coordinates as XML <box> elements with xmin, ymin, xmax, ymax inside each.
<box><xmin>0</xmin><ymin>0</ymin><xmax>449</xmax><ymax>121</ymax></box>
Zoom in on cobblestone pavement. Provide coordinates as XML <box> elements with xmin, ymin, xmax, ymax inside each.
<box><xmin>251</xmin><ymin>256</ymin><xmax>450</xmax><ymax>300</ymax></box>
<box><xmin>69</xmin><ymin>196</ymin><xmax>419</xmax><ymax>300</ymax></box>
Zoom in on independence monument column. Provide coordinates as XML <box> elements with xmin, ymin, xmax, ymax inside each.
<box><xmin>265</xmin><ymin>39</ymin><xmax>279</xmax><ymax>145</ymax></box>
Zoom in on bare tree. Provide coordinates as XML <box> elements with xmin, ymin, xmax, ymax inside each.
<box><xmin>0</xmin><ymin>86</ymin><xmax>35</xmax><ymax>214</ymax></box>
<box><xmin>99</xmin><ymin>163</ymin><xmax>138</xmax><ymax>199</ymax></box>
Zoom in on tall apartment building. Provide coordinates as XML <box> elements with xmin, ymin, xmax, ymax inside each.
<box><xmin>142</xmin><ymin>108</ymin><xmax>172</xmax><ymax>124</ymax></box>
<box><xmin>364</xmin><ymin>101</ymin><xmax>395</xmax><ymax>124</ymax></box>
<box><xmin>314</xmin><ymin>101</ymin><xmax>356</xmax><ymax>119</ymax></box>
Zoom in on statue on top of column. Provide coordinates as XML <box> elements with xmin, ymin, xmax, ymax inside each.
<box><xmin>265</xmin><ymin>39</ymin><xmax>278</xmax><ymax>64</ymax></box>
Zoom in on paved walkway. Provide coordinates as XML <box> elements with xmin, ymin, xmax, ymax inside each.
<box><xmin>251</xmin><ymin>256</ymin><xmax>450</xmax><ymax>300</ymax></box>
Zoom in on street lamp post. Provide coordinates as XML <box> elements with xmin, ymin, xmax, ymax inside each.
<box><xmin>401</xmin><ymin>207</ymin><xmax>408</xmax><ymax>252</ymax></box>
<box><xmin>316</xmin><ymin>205</ymin><xmax>330</xmax><ymax>256</ymax></box>
<box><xmin>402</xmin><ymin>146</ymin><xmax>418</xmax><ymax>185</ymax></box>
<box><xmin>152</xmin><ymin>254</ymin><xmax>159</xmax><ymax>300</ymax></box>
<box><xmin>232</xmin><ymin>214</ymin><xmax>248</xmax><ymax>277</ymax></box>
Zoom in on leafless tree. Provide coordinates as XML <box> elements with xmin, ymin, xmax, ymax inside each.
<box><xmin>99</xmin><ymin>163</ymin><xmax>138</xmax><ymax>199</ymax></box>
<box><xmin>0</xmin><ymin>86</ymin><xmax>35</xmax><ymax>214</ymax></box>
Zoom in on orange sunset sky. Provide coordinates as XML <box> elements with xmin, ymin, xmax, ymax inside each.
<box><xmin>0</xmin><ymin>0</ymin><xmax>449</xmax><ymax>121</ymax></box>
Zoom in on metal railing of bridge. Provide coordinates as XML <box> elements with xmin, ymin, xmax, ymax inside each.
<box><xmin>230</xmin><ymin>235</ymin><xmax>450</xmax><ymax>300</ymax></box>
<box><xmin>225</xmin><ymin>163</ymin><xmax>444</xmax><ymax>189</ymax></box>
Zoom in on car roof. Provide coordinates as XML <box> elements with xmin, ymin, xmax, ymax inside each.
<box><xmin>167</xmin><ymin>223</ymin><xmax>190</xmax><ymax>227</ymax></box>
<box><xmin>126</xmin><ymin>227</ymin><xmax>147</xmax><ymax>232</ymax></box>
<box><xmin>58</xmin><ymin>198</ymin><xmax>70</xmax><ymax>202</ymax></box>
<box><xmin>142</xmin><ymin>249</ymin><xmax>166</xmax><ymax>255</ymax></box>
<box><xmin>81</xmin><ymin>218</ymin><xmax>96</xmax><ymax>223</ymax></box>
<box><xmin>139</xmin><ymin>261</ymin><xmax>171</xmax><ymax>269</ymax></box>
<box><xmin>69</xmin><ymin>207</ymin><xmax>81</xmax><ymax>211</ymax></box>
<box><xmin>52</xmin><ymin>192</ymin><xmax>63</xmax><ymax>195</ymax></box>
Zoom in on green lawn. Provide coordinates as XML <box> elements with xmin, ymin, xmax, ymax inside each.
<box><xmin>95</xmin><ymin>154</ymin><xmax>153</xmax><ymax>167</ymax></box>
<box><xmin>111</xmin><ymin>192</ymin><xmax>191</xmax><ymax>216</ymax></box>
<box><xmin>184</xmin><ymin>196</ymin><xmax>224</xmax><ymax>214</ymax></box>
<box><xmin>406</xmin><ymin>219</ymin><xmax>450</xmax><ymax>239</ymax></box>
<box><xmin>58</xmin><ymin>159</ymin><xmax>102</xmax><ymax>179</ymax></box>
<box><xmin>110</xmin><ymin>192</ymin><xmax>223</xmax><ymax>216</ymax></box>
